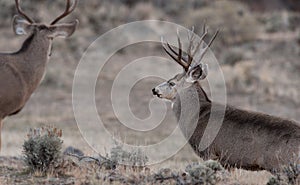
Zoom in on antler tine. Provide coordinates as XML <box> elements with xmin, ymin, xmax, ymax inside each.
<box><xmin>50</xmin><ymin>0</ymin><xmax>78</xmax><ymax>25</ymax></box>
<box><xmin>165</xmin><ymin>42</ymin><xmax>188</xmax><ymax>64</ymax></box>
<box><xmin>15</xmin><ymin>0</ymin><xmax>34</xmax><ymax>23</ymax></box>
<box><xmin>161</xmin><ymin>36</ymin><xmax>188</xmax><ymax>70</ymax></box>
<box><xmin>161</xmin><ymin>37</ymin><xmax>181</xmax><ymax>65</ymax></box>
<box><xmin>197</xmin><ymin>29</ymin><xmax>219</xmax><ymax>62</ymax></box>
<box><xmin>163</xmin><ymin>29</ymin><xmax>189</xmax><ymax>64</ymax></box>
<box><xmin>187</xmin><ymin>26</ymin><xmax>195</xmax><ymax>41</ymax></box>
<box><xmin>186</xmin><ymin>27</ymin><xmax>196</xmax><ymax>67</ymax></box>
<box><xmin>177</xmin><ymin>29</ymin><xmax>182</xmax><ymax>64</ymax></box>
<box><xmin>191</xmin><ymin>24</ymin><xmax>208</xmax><ymax>60</ymax></box>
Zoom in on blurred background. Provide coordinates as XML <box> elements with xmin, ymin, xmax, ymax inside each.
<box><xmin>0</xmin><ymin>0</ymin><xmax>299</xmax><ymax>172</ymax></box>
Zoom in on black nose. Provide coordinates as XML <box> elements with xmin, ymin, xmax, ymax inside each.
<box><xmin>152</xmin><ymin>88</ymin><xmax>157</xmax><ymax>95</ymax></box>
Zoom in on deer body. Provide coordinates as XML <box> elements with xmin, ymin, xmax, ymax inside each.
<box><xmin>0</xmin><ymin>33</ymin><xmax>51</xmax><ymax>118</ymax></box>
<box><xmin>173</xmin><ymin>82</ymin><xmax>300</xmax><ymax>171</ymax></box>
<box><xmin>153</xmin><ymin>26</ymin><xmax>300</xmax><ymax>171</ymax></box>
<box><xmin>0</xmin><ymin>0</ymin><xmax>78</xmax><ymax>151</ymax></box>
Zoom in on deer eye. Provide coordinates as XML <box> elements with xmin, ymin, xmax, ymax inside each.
<box><xmin>169</xmin><ymin>82</ymin><xmax>175</xmax><ymax>86</ymax></box>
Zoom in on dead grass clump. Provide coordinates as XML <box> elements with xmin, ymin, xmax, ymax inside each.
<box><xmin>23</xmin><ymin>125</ymin><xmax>63</xmax><ymax>174</ymax></box>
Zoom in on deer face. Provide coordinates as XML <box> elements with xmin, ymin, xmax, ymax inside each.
<box><xmin>13</xmin><ymin>0</ymin><xmax>78</xmax><ymax>40</ymax></box>
<box><xmin>152</xmin><ymin>73</ymin><xmax>183</xmax><ymax>100</ymax></box>
<box><xmin>152</xmin><ymin>64</ymin><xmax>208</xmax><ymax>101</ymax></box>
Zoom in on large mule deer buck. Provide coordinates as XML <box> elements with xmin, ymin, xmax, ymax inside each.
<box><xmin>0</xmin><ymin>0</ymin><xmax>78</xmax><ymax>151</ymax></box>
<box><xmin>152</xmin><ymin>26</ymin><xmax>300</xmax><ymax>171</ymax></box>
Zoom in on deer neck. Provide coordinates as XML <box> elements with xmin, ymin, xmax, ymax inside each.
<box><xmin>172</xmin><ymin>82</ymin><xmax>211</xmax><ymax>140</ymax></box>
<box><xmin>172</xmin><ymin>82</ymin><xmax>211</xmax><ymax>123</ymax></box>
<box><xmin>14</xmin><ymin>32</ymin><xmax>52</xmax><ymax>94</ymax></box>
<box><xmin>194</xmin><ymin>82</ymin><xmax>211</xmax><ymax>103</ymax></box>
<box><xmin>18</xmin><ymin>32</ymin><xmax>52</xmax><ymax>60</ymax></box>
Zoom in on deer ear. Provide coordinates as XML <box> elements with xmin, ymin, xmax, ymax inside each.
<box><xmin>48</xmin><ymin>20</ymin><xmax>78</xmax><ymax>38</ymax></box>
<box><xmin>12</xmin><ymin>15</ymin><xmax>33</xmax><ymax>35</ymax></box>
<box><xmin>186</xmin><ymin>64</ymin><xmax>208</xmax><ymax>83</ymax></box>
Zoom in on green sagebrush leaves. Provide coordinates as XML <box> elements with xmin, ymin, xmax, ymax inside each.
<box><xmin>23</xmin><ymin>126</ymin><xmax>63</xmax><ymax>173</ymax></box>
<box><xmin>185</xmin><ymin>160</ymin><xmax>224</xmax><ymax>185</ymax></box>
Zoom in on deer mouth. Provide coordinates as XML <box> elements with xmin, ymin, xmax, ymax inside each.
<box><xmin>156</xmin><ymin>94</ymin><xmax>162</xmax><ymax>98</ymax></box>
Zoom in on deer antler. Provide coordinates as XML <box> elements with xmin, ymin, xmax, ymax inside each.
<box><xmin>196</xmin><ymin>29</ymin><xmax>219</xmax><ymax>65</ymax></box>
<box><xmin>161</xmin><ymin>25</ymin><xmax>218</xmax><ymax>72</ymax></box>
<box><xmin>50</xmin><ymin>0</ymin><xmax>78</xmax><ymax>25</ymax></box>
<box><xmin>15</xmin><ymin>0</ymin><xmax>34</xmax><ymax>23</ymax></box>
<box><xmin>161</xmin><ymin>30</ymin><xmax>189</xmax><ymax>70</ymax></box>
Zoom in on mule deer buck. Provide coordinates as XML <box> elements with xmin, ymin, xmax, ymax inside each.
<box><xmin>0</xmin><ymin>0</ymin><xmax>78</xmax><ymax>151</ymax></box>
<box><xmin>152</xmin><ymin>26</ymin><xmax>300</xmax><ymax>171</ymax></box>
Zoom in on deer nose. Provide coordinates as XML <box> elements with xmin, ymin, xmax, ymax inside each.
<box><xmin>152</xmin><ymin>88</ymin><xmax>158</xmax><ymax>95</ymax></box>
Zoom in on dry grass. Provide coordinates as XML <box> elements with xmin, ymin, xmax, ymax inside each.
<box><xmin>0</xmin><ymin>152</ymin><xmax>273</xmax><ymax>185</ymax></box>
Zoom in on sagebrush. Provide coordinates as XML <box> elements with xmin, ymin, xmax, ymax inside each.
<box><xmin>23</xmin><ymin>125</ymin><xmax>63</xmax><ymax>173</ymax></box>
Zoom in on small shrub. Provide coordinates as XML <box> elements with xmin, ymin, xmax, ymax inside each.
<box><xmin>282</xmin><ymin>161</ymin><xmax>300</xmax><ymax>185</ymax></box>
<box><xmin>23</xmin><ymin>125</ymin><xmax>63</xmax><ymax>173</ymax></box>
<box><xmin>153</xmin><ymin>168</ymin><xmax>179</xmax><ymax>183</ymax></box>
<box><xmin>109</xmin><ymin>144</ymin><xmax>149</xmax><ymax>167</ymax></box>
<box><xmin>185</xmin><ymin>160</ymin><xmax>224</xmax><ymax>185</ymax></box>
<box><xmin>203</xmin><ymin>160</ymin><xmax>225</xmax><ymax>172</ymax></box>
<box><xmin>266</xmin><ymin>176</ymin><xmax>286</xmax><ymax>185</ymax></box>
<box><xmin>267</xmin><ymin>160</ymin><xmax>300</xmax><ymax>185</ymax></box>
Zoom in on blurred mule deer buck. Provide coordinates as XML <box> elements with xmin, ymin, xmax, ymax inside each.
<box><xmin>0</xmin><ymin>0</ymin><xmax>78</xmax><ymax>151</ymax></box>
<box><xmin>152</xmin><ymin>26</ymin><xmax>300</xmax><ymax>171</ymax></box>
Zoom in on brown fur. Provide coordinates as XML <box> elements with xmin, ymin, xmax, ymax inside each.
<box><xmin>173</xmin><ymin>82</ymin><xmax>300</xmax><ymax>171</ymax></box>
<box><xmin>0</xmin><ymin>0</ymin><xmax>78</xmax><ymax>151</ymax></box>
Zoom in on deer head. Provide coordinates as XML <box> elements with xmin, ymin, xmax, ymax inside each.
<box><xmin>13</xmin><ymin>0</ymin><xmax>78</xmax><ymax>40</ymax></box>
<box><xmin>152</xmin><ymin>25</ymin><xmax>219</xmax><ymax>101</ymax></box>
